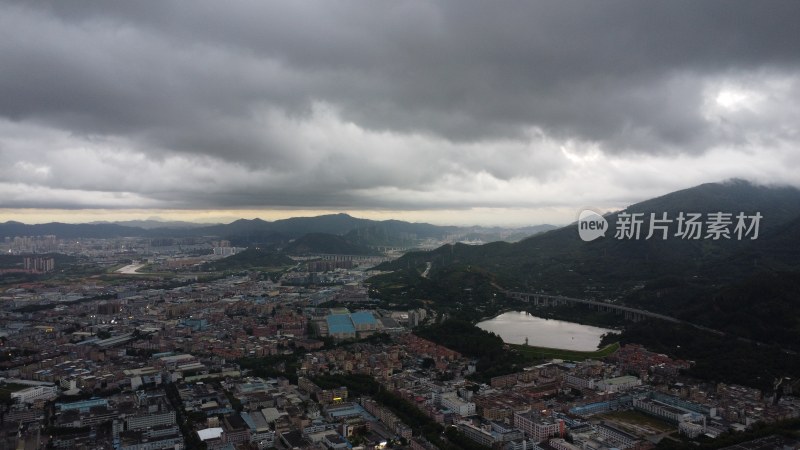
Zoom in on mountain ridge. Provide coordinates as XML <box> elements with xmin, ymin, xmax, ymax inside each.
<box><xmin>373</xmin><ymin>180</ymin><xmax>800</xmax><ymax>350</ymax></box>
<box><xmin>0</xmin><ymin>213</ymin><xmax>554</xmax><ymax>246</ymax></box>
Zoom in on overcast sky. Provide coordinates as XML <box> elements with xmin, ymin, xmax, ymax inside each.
<box><xmin>1</xmin><ymin>1</ymin><xmax>799</xmax><ymax>226</ymax></box>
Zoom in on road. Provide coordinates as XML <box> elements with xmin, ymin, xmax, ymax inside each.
<box><xmin>421</xmin><ymin>262</ymin><xmax>432</xmax><ymax>278</ymax></box>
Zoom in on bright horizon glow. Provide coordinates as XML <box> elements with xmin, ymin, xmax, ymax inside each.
<box><xmin>0</xmin><ymin>205</ymin><xmax>624</xmax><ymax>228</ymax></box>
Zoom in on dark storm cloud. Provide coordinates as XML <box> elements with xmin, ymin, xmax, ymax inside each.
<box><xmin>1</xmin><ymin>0</ymin><xmax>799</xmax><ymax>213</ymax></box>
<box><xmin>4</xmin><ymin>1</ymin><xmax>799</xmax><ymax>150</ymax></box>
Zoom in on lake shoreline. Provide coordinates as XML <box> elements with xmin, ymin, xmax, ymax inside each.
<box><xmin>476</xmin><ymin>310</ymin><xmax>619</xmax><ymax>351</ymax></box>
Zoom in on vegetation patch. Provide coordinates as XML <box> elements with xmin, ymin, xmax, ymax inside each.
<box><xmin>511</xmin><ymin>341</ymin><xmax>620</xmax><ymax>362</ymax></box>
<box><xmin>201</xmin><ymin>248</ymin><xmax>294</xmax><ymax>272</ymax></box>
<box><xmin>0</xmin><ymin>382</ymin><xmax>30</xmax><ymax>404</ymax></box>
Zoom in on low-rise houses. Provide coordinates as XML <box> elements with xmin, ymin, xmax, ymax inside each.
<box><xmin>1</xmin><ymin>259</ymin><xmax>799</xmax><ymax>450</ymax></box>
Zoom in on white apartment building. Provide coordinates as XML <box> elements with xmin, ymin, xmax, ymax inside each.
<box><xmin>11</xmin><ymin>385</ymin><xmax>59</xmax><ymax>404</ymax></box>
<box><xmin>441</xmin><ymin>392</ymin><xmax>476</xmax><ymax>416</ymax></box>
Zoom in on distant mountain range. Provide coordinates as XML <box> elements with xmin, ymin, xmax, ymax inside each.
<box><xmin>0</xmin><ymin>213</ymin><xmax>557</xmax><ymax>249</ymax></box>
<box><xmin>378</xmin><ymin>179</ymin><xmax>800</xmax><ymax>351</ymax></box>
<box><xmin>89</xmin><ymin>219</ymin><xmax>212</xmax><ymax>229</ymax></box>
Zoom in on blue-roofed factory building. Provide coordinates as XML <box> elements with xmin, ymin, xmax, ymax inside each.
<box><xmin>324</xmin><ymin>311</ymin><xmax>379</xmax><ymax>340</ymax></box>
<box><xmin>350</xmin><ymin>311</ymin><xmax>377</xmax><ymax>331</ymax></box>
<box><xmin>326</xmin><ymin>314</ymin><xmax>356</xmax><ymax>340</ymax></box>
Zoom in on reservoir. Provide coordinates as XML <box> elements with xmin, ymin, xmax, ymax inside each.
<box><xmin>476</xmin><ymin>311</ymin><xmax>616</xmax><ymax>351</ymax></box>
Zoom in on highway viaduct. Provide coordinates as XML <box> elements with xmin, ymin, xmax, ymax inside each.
<box><xmin>502</xmin><ymin>290</ymin><xmax>682</xmax><ymax>323</ymax></box>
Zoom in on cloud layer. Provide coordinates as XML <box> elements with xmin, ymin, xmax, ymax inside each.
<box><xmin>1</xmin><ymin>1</ymin><xmax>799</xmax><ymax>224</ymax></box>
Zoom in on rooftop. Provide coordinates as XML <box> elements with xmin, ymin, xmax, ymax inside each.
<box><xmin>326</xmin><ymin>314</ymin><xmax>356</xmax><ymax>334</ymax></box>
<box><xmin>351</xmin><ymin>311</ymin><xmax>377</xmax><ymax>326</ymax></box>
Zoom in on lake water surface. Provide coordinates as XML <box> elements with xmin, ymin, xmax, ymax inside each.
<box><xmin>476</xmin><ymin>311</ymin><xmax>616</xmax><ymax>351</ymax></box>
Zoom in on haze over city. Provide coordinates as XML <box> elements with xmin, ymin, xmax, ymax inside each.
<box><xmin>2</xmin><ymin>1</ymin><xmax>800</xmax><ymax>226</ymax></box>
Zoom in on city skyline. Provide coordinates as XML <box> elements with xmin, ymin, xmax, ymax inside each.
<box><xmin>2</xmin><ymin>1</ymin><xmax>799</xmax><ymax>226</ymax></box>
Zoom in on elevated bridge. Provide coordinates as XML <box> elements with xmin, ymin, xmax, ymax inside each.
<box><xmin>503</xmin><ymin>291</ymin><xmax>681</xmax><ymax>323</ymax></box>
<box><xmin>503</xmin><ymin>290</ymin><xmax>799</xmax><ymax>355</ymax></box>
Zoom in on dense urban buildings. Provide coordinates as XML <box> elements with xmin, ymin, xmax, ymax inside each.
<box><xmin>0</xmin><ymin>234</ymin><xmax>798</xmax><ymax>450</ymax></box>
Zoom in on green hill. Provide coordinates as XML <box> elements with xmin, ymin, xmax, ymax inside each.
<box><xmin>373</xmin><ymin>180</ymin><xmax>800</xmax><ymax>350</ymax></box>
<box><xmin>201</xmin><ymin>248</ymin><xmax>294</xmax><ymax>271</ymax></box>
<box><xmin>282</xmin><ymin>233</ymin><xmax>379</xmax><ymax>256</ymax></box>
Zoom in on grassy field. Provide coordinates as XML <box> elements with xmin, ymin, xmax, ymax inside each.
<box><xmin>511</xmin><ymin>341</ymin><xmax>620</xmax><ymax>361</ymax></box>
